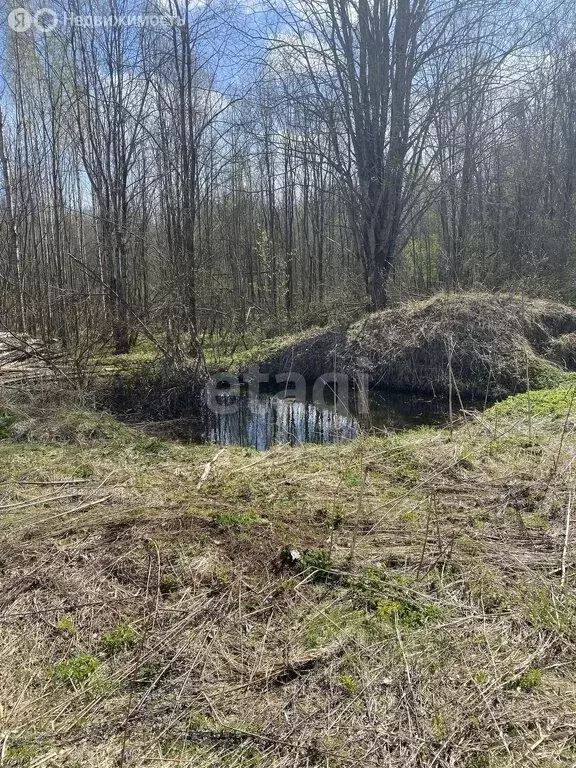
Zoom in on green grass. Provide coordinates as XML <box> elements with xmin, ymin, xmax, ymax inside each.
<box><xmin>95</xmin><ymin>336</ymin><xmax>160</xmax><ymax>368</ymax></box>
<box><xmin>488</xmin><ymin>385</ymin><xmax>576</xmax><ymax>418</ymax></box>
<box><xmin>299</xmin><ymin>547</ymin><xmax>333</xmax><ymax>575</ymax></box>
<box><xmin>92</xmin><ymin>328</ymin><xmax>320</xmax><ymax>375</ymax></box>
<box><xmin>5</xmin><ymin>742</ymin><xmax>43</xmax><ymax>763</ymax></box>
<box><xmin>51</xmin><ymin>654</ymin><xmax>100</xmax><ymax>686</ymax></box>
<box><xmin>56</xmin><ymin>615</ymin><xmax>77</xmax><ymax>635</ymax></box>
<box><xmin>211</xmin><ymin>510</ymin><xmax>266</xmax><ymax>529</ymax></box>
<box><xmin>515</xmin><ymin>667</ymin><xmax>543</xmax><ymax>693</ymax></box>
<box><xmin>375</xmin><ymin>598</ymin><xmax>444</xmax><ymax>628</ymax></box>
<box><xmin>98</xmin><ymin>625</ymin><xmax>139</xmax><ymax>656</ymax></box>
<box><xmin>218</xmin><ymin>327</ymin><xmax>323</xmax><ymax>371</ymax></box>
<box><xmin>339</xmin><ymin>673</ymin><xmax>359</xmax><ymax>693</ymax></box>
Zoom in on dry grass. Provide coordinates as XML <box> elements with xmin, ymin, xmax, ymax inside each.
<box><xmin>257</xmin><ymin>293</ymin><xmax>576</xmax><ymax>398</ymax></box>
<box><xmin>550</xmin><ymin>332</ymin><xmax>576</xmax><ymax>370</ymax></box>
<box><xmin>0</xmin><ymin>391</ymin><xmax>576</xmax><ymax>766</ymax></box>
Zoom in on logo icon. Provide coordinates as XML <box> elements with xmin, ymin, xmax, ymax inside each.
<box><xmin>34</xmin><ymin>7</ymin><xmax>58</xmax><ymax>31</ymax></box>
<box><xmin>8</xmin><ymin>7</ymin><xmax>33</xmax><ymax>31</ymax></box>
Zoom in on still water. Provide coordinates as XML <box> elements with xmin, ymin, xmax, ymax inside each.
<box><xmin>195</xmin><ymin>389</ymin><xmax>458</xmax><ymax>450</ymax></box>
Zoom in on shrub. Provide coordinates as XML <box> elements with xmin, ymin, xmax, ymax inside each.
<box><xmin>159</xmin><ymin>574</ymin><xmax>179</xmax><ymax>595</ymax></box>
<box><xmin>98</xmin><ymin>625</ymin><xmax>138</xmax><ymax>657</ymax></box>
<box><xmin>339</xmin><ymin>674</ymin><xmax>359</xmax><ymax>694</ymax></box>
<box><xmin>376</xmin><ymin>598</ymin><xmax>443</xmax><ymax>628</ymax></box>
<box><xmin>0</xmin><ymin>411</ymin><xmax>17</xmax><ymax>439</ymax></box>
<box><xmin>101</xmin><ymin>359</ymin><xmax>206</xmax><ymax>420</ymax></box>
<box><xmin>300</xmin><ymin>548</ymin><xmax>332</xmax><ymax>576</ymax></box>
<box><xmin>56</xmin><ymin>616</ymin><xmax>76</xmax><ymax>635</ymax></box>
<box><xmin>516</xmin><ymin>668</ymin><xmax>543</xmax><ymax>693</ymax></box>
<box><xmin>52</xmin><ymin>654</ymin><xmax>99</xmax><ymax>686</ymax></box>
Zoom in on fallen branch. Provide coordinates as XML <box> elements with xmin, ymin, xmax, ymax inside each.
<box><xmin>31</xmin><ymin>496</ymin><xmax>112</xmax><ymax>526</ymax></box>
<box><xmin>197</xmin><ymin>448</ymin><xmax>226</xmax><ymax>490</ymax></box>
<box><xmin>561</xmin><ymin>490</ymin><xmax>572</xmax><ymax>588</ymax></box>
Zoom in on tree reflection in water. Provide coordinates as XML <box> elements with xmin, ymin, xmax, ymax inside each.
<box><xmin>200</xmin><ymin>390</ymin><xmax>458</xmax><ymax>450</ymax></box>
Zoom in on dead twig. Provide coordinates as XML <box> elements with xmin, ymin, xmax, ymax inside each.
<box><xmin>561</xmin><ymin>490</ymin><xmax>572</xmax><ymax>588</ymax></box>
<box><xmin>197</xmin><ymin>448</ymin><xmax>226</xmax><ymax>490</ymax></box>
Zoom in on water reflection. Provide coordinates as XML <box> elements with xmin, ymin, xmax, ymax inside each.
<box><xmin>203</xmin><ymin>394</ymin><xmax>359</xmax><ymax>450</ymax></box>
<box><xmin>199</xmin><ymin>389</ymin><xmax>456</xmax><ymax>450</ymax></box>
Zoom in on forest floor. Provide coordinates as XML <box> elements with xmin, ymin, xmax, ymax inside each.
<box><xmin>0</xmin><ymin>386</ymin><xmax>576</xmax><ymax>767</ymax></box>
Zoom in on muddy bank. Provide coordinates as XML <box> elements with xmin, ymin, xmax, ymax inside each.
<box><xmin>99</xmin><ymin>359</ymin><xmax>207</xmax><ymax>420</ymax></box>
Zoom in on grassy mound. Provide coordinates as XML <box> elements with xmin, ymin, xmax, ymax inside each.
<box><xmin>549</xmin><ymin>331</ymin><xmax>576</xmax><ymax>369</ymax></box>
<box><xmin>253</xmin><ymin>328</ymin><xmax>347</xmax><ymax>379</ymax></box>
<box><xmin>1</xmin><ymin>389</ymin><xmax>576</xmax><ymax>765</ymax></box>
<box><xmin>257</xmin><ymin>293</ymin><xmax>576</xmax><ymax>398</ymax></box>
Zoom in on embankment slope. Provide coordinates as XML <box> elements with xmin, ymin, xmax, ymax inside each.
<box><xmin>255</xmin><ymin>293</ymin><xmax>576</xmax><ymax>398</ymax></box>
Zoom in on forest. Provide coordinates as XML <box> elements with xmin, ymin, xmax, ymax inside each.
<box><xmin>1</xmin><ymin>0</ymin><xmax>576</xmax><ymax>356</ymax></box>
<box><xmin>2</xmin><ymin>2</ymin><xmax>576</xmax><ymax>767</ymax></box>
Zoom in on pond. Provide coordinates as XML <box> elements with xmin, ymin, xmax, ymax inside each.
<box><xmin>190</xmin><ymin>387</ymin><xmax>469</xmax><ymax>450</ymax></box>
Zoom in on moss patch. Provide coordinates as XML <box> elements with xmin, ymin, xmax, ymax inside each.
<box><xmin>488</xmin><ymin>385</ymin><xmax>576</xmax><ymax>418</ymax></box>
